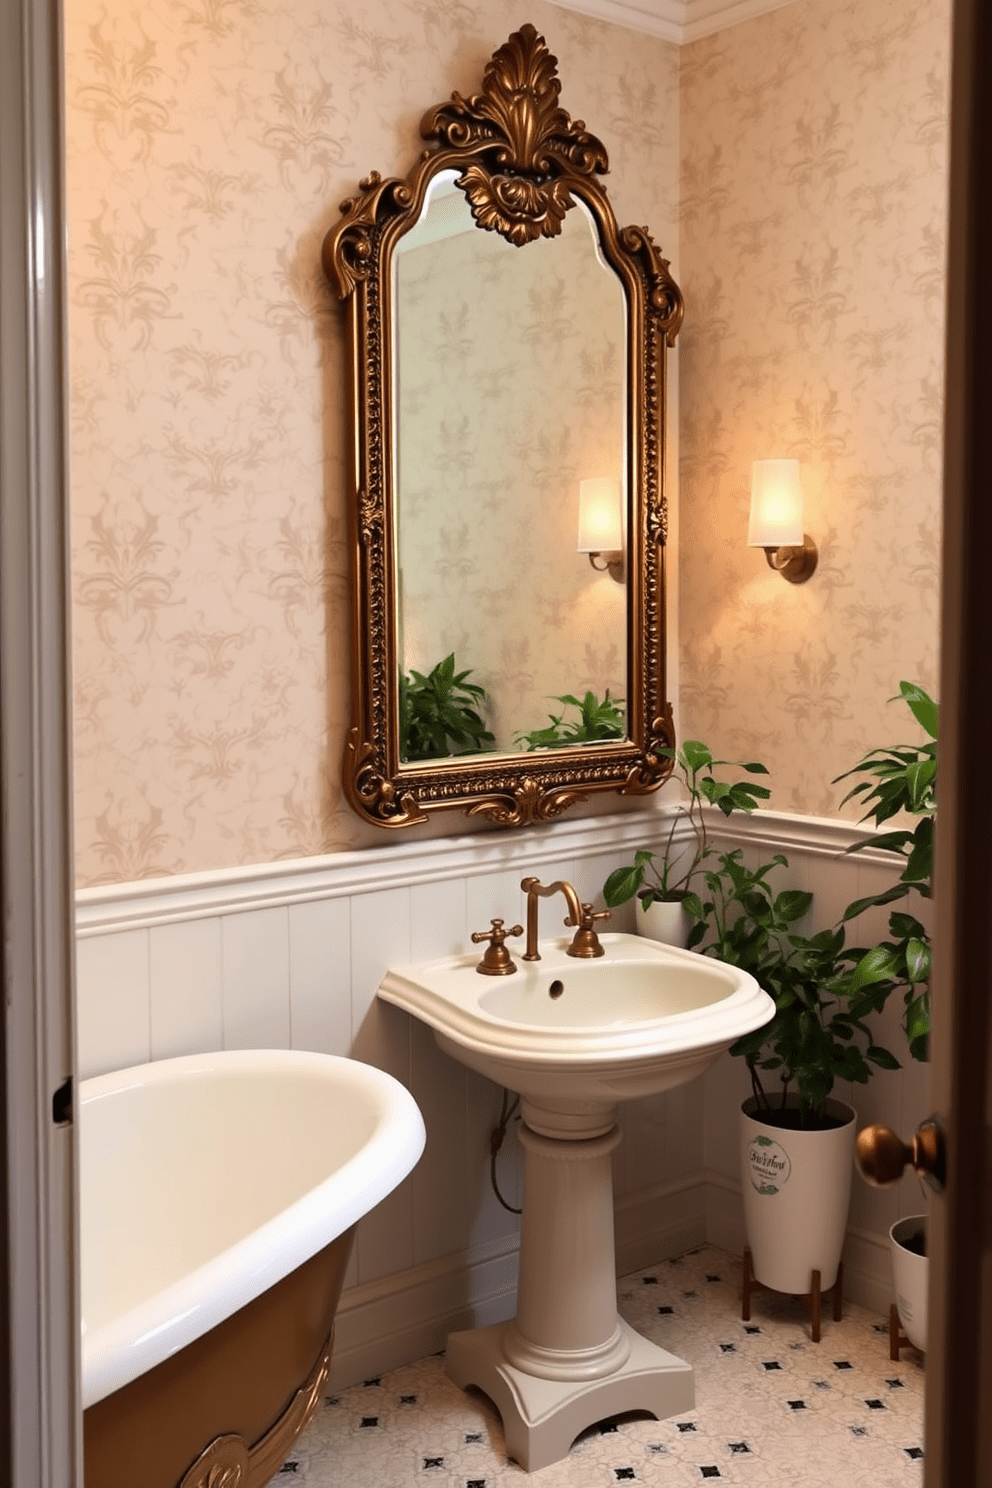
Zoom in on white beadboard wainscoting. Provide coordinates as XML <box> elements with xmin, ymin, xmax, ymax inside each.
<box><xmin>75</xmin><ymin>806</ymin><xmax>931</xmax><ymax>1386</ymax></box>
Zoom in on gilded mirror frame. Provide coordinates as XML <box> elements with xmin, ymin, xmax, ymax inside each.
<box><xmin>322</xmin><ymin>24</ymin><xmax>683</xmax><ymax>830</ymax></box>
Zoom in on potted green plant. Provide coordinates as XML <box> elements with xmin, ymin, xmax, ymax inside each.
<box><xmin>398</xmin><ymin>653</ymin><xmax>495</xmax><ymax>762</ymax></box>
<box><xmin>601</xmin><ymin>739</ymin><xmax>770</xmax><ymax>947</ymax></box>
<box><xmin>835</xmin><ymin>680</ymin><xmax>936</xmax><ymax>1353</ymax></box>
<box><xmin>687</xmin><ymin>847</ymin><xmax>899</xmax><ymax>1305</ymax></box>
<box><xmin>835</xmin><ymin>679</ymin><xmax>935</xmax><ymax>1060</ymax></box>
<box><xmin>691</xmin><ymin>684</ymin><xmax>935</xmax><ymax>1326</ymax></box>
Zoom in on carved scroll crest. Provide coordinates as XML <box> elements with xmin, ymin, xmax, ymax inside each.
<box><xmin>326</xmin><ymin>172</ymin><xmax>414</xmax><ymax>297</ymax></box>
<box><xmin>621</xmin><ymin>709</ymin><xmax>677</xmax><ymax>797</ymax></box>
<box><xmin>347</xmin><ymin>731</ymin><xmax>429</xmax><ymax>827</ymax></box>
<box><xmin>422</xmin><ymin>23</ymin><xmax>609</xmax><ymax>246</ymax></box>
<box><xmin>466</xmin><ymin>777</ymin><xmax>591</xmax><ymax>827</ymax></box>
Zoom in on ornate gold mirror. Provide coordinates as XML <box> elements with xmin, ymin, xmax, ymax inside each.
<box><xmin>322</xmin><ymin>24</ymin><xmax>682</xmax><ymax>829</ymax></box>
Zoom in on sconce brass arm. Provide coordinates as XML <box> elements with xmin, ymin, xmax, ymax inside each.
<box><xmin>763</xmin><ymin>534</ymin><xmax>818</xmax><ymax>584</ymax></box>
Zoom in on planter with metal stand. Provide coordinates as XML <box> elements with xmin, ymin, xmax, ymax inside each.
<box><xmin>739</xmin><ymin>1095</ymin><xmax>856</xmax><ymax>1340</ymax></box>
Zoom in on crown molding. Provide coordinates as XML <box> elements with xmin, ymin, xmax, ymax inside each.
<box><xmin>547</xmin><ymin>0</ymin><xmax>799</xmax><ymax>44</ymax></box>
<box><xmin>546</xmin><ymin>0</ymin><xmax>683</xmax><ymax>43</ymax></box>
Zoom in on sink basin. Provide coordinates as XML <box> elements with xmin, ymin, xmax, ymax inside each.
<box><xmin>378</xmin><ymin>930</ymin><xmax>774</xmax><ymax>1473</ymax></box>
<box><xmin>379</xmin><ymin>932</ymin><xmax>773</xmax><ymax>1111</ymax></box>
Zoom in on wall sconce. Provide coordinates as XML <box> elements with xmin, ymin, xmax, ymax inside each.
<box><xmin>747</xmin><ymin>459</ymin><xmax>818</xmax><ymax>583</ymax></box>
<box><xmin>577</xmin><ymin>478</ymin><xmax>624</xmax><ymax>583</ymax></box>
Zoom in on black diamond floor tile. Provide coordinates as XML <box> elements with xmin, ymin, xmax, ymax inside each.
<box><xmin>288</xmin><ymin>1243</ymin><xmax>924</xmax><ymax>1487</ymax></box>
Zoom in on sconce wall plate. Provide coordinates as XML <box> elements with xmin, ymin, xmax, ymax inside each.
<box><xmin>763</xmin><ymin>534</ymin><xmax>818</xmax><ymax>583</ymax></box>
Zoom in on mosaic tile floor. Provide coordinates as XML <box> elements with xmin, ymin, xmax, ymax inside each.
<box><xmin>279</xmin><ymin>1245</ymin><xmax>924</xmax><ymax>1486</ymax></box>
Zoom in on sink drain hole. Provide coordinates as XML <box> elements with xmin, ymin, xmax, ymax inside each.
<box><xmin>548</xmin><ymin>979</ymin><xmax>565</xmax><ymax>999</ymax></box>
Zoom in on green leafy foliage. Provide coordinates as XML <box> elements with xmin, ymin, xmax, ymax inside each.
<box><xmin>602</xmin><ymin>739</ymin><xmax>770</xmax><ymax>906</ymax></box>
<box><xmin>398</xmin><ymin>653</ymin><xmax>495</xmax><ymax>762</ymax></box>
<box><xmin>600</xmin><ymin>688</ymin><xmax>936</xmax><ymax>1122</ymax></box>
<box><xmin>834</xmin><ymin>681</ymin><xmax>937</xmax><ymax>1061</ymax></box>
<box><xmin>516</xmin><ymin>690</ymin><xmax>625</xmax><ymax>750</ymax></box>
<box><xmin>687</xmin><ymin>850</ymin><xmax>900</xmax><ymax>1126</ymax></box>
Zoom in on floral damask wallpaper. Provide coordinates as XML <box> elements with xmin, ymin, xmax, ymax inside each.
<box><xmin>65</xmin><ymin>0</ymin><xmax>949</xmax><ymax>885</ymax></box>
<box><xmin>64</xmin><ymin>0</ymin><xmax>680</xmax><ymax>883</ymax></box>
<box><xmin>678</xmin><ymin>0</ymin><xmax>950</xmax><ymax>817</ymax></box>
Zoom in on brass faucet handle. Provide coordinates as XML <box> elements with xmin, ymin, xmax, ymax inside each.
<box><xmin>566</xmin><ymin>903</ymin><xmax>610</xmax><ymax>959</ymax></box>
<box><xmin>471</xmin><ymin>919</ymin><xmax>524</xmax><ymax>977</ymax></box>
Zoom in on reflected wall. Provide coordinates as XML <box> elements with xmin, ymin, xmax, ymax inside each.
<box><xmin>395</xmin><ymin>185</ymin><xmax>627</xmax><ymax>753</ymax></box>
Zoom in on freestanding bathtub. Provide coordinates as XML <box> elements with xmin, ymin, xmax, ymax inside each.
<box><xmin>80</xmin><ymin>1049</ymin><xmax>425</xmax><ymax>1488</ymax></box>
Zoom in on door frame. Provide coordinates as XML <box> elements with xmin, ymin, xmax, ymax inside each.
<box><xmin>927</xmin><ymin>0</ymin><xmax>992</xmax><ymax>1481</ymax></box>
<box><xmin>4</xmin><ymin>0</ymin><xmax>991</xmax><ymax>1483</ymax></box>
<box><xmin>0</xmin><ymin>0</ymin><xmax>79</xmax><ymax>1481</ymax></box>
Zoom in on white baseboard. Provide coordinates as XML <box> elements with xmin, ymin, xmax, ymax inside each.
<box><xmin>842</xmin><ymin>1225</ymin><xmax>897</xmax><ymax>1318</ymax></box>
<box><xmin>614</xmin><ymin>1173</ymin><xmax>708</xmax><ymax>1275</ymax></box>
<box><xmin>330</xmin><ymin>1236</ymin><xmax>521</xmax><ymax>1390</ymax></box>
<box><xmin>702</xmin><ymin>1168</ymin><xmax>747</xmax><ymax>1259</ymax></box>
<box><xmin>330</xmin><ymin>1169</ymin><xmax>896</xmax><ymax>1387</ymax></box>
<box><xmin>330</xmin><ymin>1173</ymin><xmax>708</xmax><ymax>1389</ymax></box>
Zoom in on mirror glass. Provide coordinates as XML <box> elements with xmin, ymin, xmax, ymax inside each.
<box><xmin>394</xmin><ymin>172</ymin><xmax>628</xmax><ymax>760</ymax></box>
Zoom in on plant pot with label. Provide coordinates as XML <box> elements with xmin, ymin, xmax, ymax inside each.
<box><xmin>635</xmin><ymin>894</ymin><xmax>690</xmax><ymax>949</ymax></box>
<box><xmin>890</xmin><ymin>1214</ymin><xmax>927</xmax><ymax>1354</ymax></box>
<box><xmin>686</xmin><ymin>841</ymin><xmax>901</xmax><ymax>1337</ymax></box>
<box><xmin>741</xmin><ymin>1094</ymin><xmax>857</xmax><ymax>1304</ymax></box>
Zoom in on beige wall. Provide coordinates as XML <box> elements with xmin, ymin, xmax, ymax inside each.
<box><xmin>64</xmin><ymin>0</ymin><xmax>680</xmax><ymax>885</ymax></box>
<box><xmin>65</xmin><ymin>0</ymin><xmax>951</xmax><ymax>885</ymax></box>
<box><xmin>678</xmin><ymin>0</ymin><xmax>950</xmax><ymax>817</ymax></box>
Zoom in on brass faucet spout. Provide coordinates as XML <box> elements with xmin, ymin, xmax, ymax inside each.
<box><xmin>520</xmin><ymin>876</ymin><xmax>583</xmax><ymax>960</ymax></box>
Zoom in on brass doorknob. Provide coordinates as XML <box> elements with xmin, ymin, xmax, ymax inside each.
<box><xmin>855</xmin><ymin>1116</ymin><xmax>946</xmax><ymax>1193</ymax></box>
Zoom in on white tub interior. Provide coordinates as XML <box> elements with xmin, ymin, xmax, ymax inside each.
<box><xmin>80</xmin><ymin>1050</ymin><xmax>425</xmax><ymax>1408</ymax></box>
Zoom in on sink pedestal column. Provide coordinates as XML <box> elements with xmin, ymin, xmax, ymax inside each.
<box><xmin>444</xmin><ymin>1099</ymin><xmax>693</xmax><ymax>1472</ymax></box>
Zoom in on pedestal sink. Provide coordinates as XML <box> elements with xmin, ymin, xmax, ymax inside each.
<box><xmin>378</xmin><ymin>932</ymin><xmax>773</xmax><ymax>1472</ymax></box>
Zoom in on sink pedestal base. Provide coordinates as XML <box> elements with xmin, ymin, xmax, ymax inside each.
<box><xmin>445</xmin><ymin>1100</ymin><xmax>695</xmax><ymax>1472</ymax></box>
<box><xmin>446</xmin><ymin>1318</ymin><xmax>693</xmax><ymax>1473</ymax></box>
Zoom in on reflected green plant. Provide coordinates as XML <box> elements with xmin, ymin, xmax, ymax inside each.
<box><xmin>398</xmin><ymin>653</ymin><xmax>495</xmax><ymax>762</ymax></box>
<box><xmin>516</xmin><ymin>689</ymin><xmax>625</xmax><ymax>750</ymax></box>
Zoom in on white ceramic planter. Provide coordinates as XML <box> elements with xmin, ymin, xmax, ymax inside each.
<box><xmin>890</xmin><ymin>1214</ymin><xmax>928</xmax><ymax>1352</ymax></box>
<box><xmin>635</xmin><ymin>896</ymin><xmax>689</xmax><ymax>949</ymax></box>
<box><xmin>740</xmin><ymin>1095</ymin><xmax>856</xmax><ymax>1296</ymax></box>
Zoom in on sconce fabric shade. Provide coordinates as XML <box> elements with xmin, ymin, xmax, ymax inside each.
<box><xmin>577</xmin><ymin>478</ymin><xmax>623</xmax><ymax>553</ymax></box>
<box><xmin>748</xmin><ymin>460</ymin><xmax>804</xmax><ymax>548</ymax></box>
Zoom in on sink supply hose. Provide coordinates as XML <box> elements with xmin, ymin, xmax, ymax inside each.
<box><xmin>490</xmin><ymin>1088</ymin><xmax>522</xmax><ymax>1214</ymax></box>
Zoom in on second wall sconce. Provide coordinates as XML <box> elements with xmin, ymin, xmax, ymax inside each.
<box><xmin>747</xmin><ymin>459</ymin><xmax>818</xmax><ymax>583</ymax></box>
<box><xmin>577</xmin><ymin>477</ymin><xmax>624</xmax><ymax>583</ymax></box>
